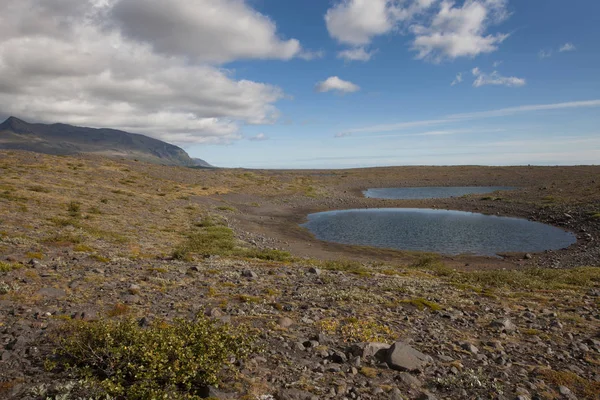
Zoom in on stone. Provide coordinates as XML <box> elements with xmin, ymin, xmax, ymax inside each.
<box><xmin>206</xmin><ymin>308</ymin><xmax>223</xmax><ymax>318</ymax></box>
<box><xmin>558</xmin><ymin>386</ymin><xmax>572</xmax><ymax>396</ymax></box>
<box><xmin>490</xmin><ymin>318</ymin><xmax>517</xmax><ymax>333</ymax></box>
<box><xmin>417</xmin><ymin>391</ymin><xmax>438</xmax><ymax>400</ymax></box>
<box><xmin>123</xmin><ymin>294</ymin><xmax>140</xmax><ymax>304</ymax></box>
<box><xmin>362</xmin><ymin>342</ymin><xmax>391</xmax><ymax>361</ymax></box>
<box><xmin>386</xmin><ymin>342</ymin><xmax>432</xmax><ymax>372</ymax></box>
<box><xmin>277</xmin><ymin>317</ymin><xmax>294</xmax><ymax>328</ymax></box>
<box><xmin>36</xmin><ymin>287</ymin><xmax>66</xmax><ymax>299</ymax></box>
<box><xmin>330</xmin><ymin>350</ymin><xmax>347</xmax><ymax>363</ymax></box>
<box><xmin>461</xmin><ymin>342</ymin><xmax>479</xmax><ymax>354</ymax></box>
<box><xmin>242</xmin><ymin>270</ymin><xmax>258</xmax><ymax>279</ymax></box>
<box><xmin>308</xmin><ymin>267</ymin><xmax>321</xmax><ymax>275</ymax></box>
<box><xmin>398</xmin><ymin>372</ymin><xmax>422</xmax><ymax>387</ymax></box>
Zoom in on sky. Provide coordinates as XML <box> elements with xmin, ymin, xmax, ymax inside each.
<box><xmin>0</xmin><ymin>0</ymin><xmax>599</xmax><ymax>168</ymax></box>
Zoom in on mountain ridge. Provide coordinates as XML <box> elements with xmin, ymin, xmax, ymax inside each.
<box><xmin>0</xmin><ymin>116</ymin><xmax>212</xmax><ymax>167</ymax></box>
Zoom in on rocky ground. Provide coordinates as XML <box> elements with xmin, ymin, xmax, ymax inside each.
<box><xmin>0</xmin><ymin>151</ymin><xmax>599</xmax><ymax>399</ymax></box>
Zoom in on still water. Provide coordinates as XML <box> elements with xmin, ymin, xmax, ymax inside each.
<box><xmin>363</xmin><ymin>186</ymin><xmax>515</xmax><ymax>199</ymax></box>
<box><xmin>302</xmin><ymin>208</ymin><xmax>576</xmax><ymax>256</ymax></box>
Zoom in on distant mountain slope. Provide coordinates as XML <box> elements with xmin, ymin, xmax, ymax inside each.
<box><xmin>0</xmin><ymin>116</ymin><xmax>212</xmax><ymax>167</ymax></box>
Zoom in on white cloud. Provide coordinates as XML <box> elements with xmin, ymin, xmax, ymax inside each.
<box><xmin>338</xmin><ymin>47</ymin><xmax>377</xmax><ymax>62</ymax></box>
<box><xmin>451</xmin><ymin>72</ymin><xmax>463</xmax><ymax>86</ymax></box>
<box><xmin>109</xmin><ymin>0</ymin><xmax>302</xmax><ymax>63</ymax></box>
<box><xmin>411</xmin><ymin>0</ymin><xmax>510</xmax><ymax>62</ymax></box>
<box><xmin>559</xmin><ymin>43</ymin><xmax>576</xmax><ymax>52</ymax></box>
<box><xmin>298</xmin><ymin>50</ymin><xmax>326</xmax><ymax>60</ymax></box>
<box><xmin>339</xmin><ymin>99</ymin><xmax>600</xmax><ymax>135</ymax></box>
<box><xmin>325</xmin><ymin>0</ymin><xmax>511</xmax><ymax>63</ymax></box>
<box><xmin>0</xmin><ymin>0</ymin><xmax>301</xmax><ymax>145</ymax></box>
<box><xmin>316</xmin><ymin>76</ymin><xmax>360</xmax><ymax>93</ymax></box>
<box><xmin>493</xmin><ymin>60</ymin><xmax>502</xmax><ymax>67</ymax></box>
<box><xmin>472</xmin><ymin>67</ymin><xmax>525</xmax><ymax>87</ymax></box>
<box><xmin>325</xmin><ymin>0</ymin><xmax>397</xmax><ymax>46</ymax></box>
<box><xmin>447</xmin><ymin>99</ymin><xmax>600</xmax><ymax>119</ymax></box>
<box><xmin>248</xmin><ymin>133</ymin><xmax>269</xmax><ymax>141</ymax></box>
<box><xmin>538</xmin><ymin>49</ymin><xmax>552</xmax><ymax>59</ymax></box>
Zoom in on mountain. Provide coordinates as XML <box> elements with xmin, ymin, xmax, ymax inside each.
<box><xmin>0</xmin><ymin>116</ymin><xmax>212</xmax><ymax>167</ymax></box>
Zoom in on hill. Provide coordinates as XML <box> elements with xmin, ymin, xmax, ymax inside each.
<box><xmin>0</xmin><ymin>116</ymin><xmax>212</xmax><ymax>167</ymax></box>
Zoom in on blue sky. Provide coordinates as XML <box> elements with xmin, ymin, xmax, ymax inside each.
<box><xmin>1</xmin><ymin>0</ymin><xmax>599</xmax><ymax>168</ymax></box>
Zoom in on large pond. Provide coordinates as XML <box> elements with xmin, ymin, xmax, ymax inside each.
<box><xmin>363</xmin><ymin>186</ymin><xmax>515</xmax><ymax>199</ymax></box>
<box><xmin>302</xmin><ymin>208</ymin><xmax>576</xmax><ymax>256</ymax></box>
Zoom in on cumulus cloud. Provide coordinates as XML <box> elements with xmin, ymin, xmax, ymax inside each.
<box><xmin>0</xmin><ymin>0</ymin><xmax>308</xmax><ymax>145</ymax></box>
<box><xmin>451</xmin><ymin>72</ymin><xmax>463</xmax><ymax>86</ymax></box>
<box><xmin>338</xmin><ymin>47</ymin><xmax>377</xmax><ymax>62</ymax></box>
<box><xmin>316</xmin><ymin>76</ymin><xmax>360</xmax><ymax>93</ymax></box>
<box><xmin>538</xmin><ymin>49</ymin><xmax>552</xmax><ymax>59</ymax></box>
<box><xmin>109</xmin><ymin>0</ymin><xmax>301</xmax><ymax>63</ymax></box>
<box><xmin>325</xmin><ymin>0</ymin><xmax>398</xmax><ymax>46</ymax></box>
<box><xmin>472</xmin><ymin>67</ymin><xmax>525</xmax><ymax>87</ymax></box>
<box><xmin>325</xmin><ymin>0</ymin><xmax>510</xmax><ymax>63</ymax></box>
<box><xmin>411</xmin><ymin>0</ymin><xmax>510</xmax><ymax>62</ymax></box>
<box><xmin>559</xmin><ymin>43</ymin><xmax>576</xmax><ymax>52</ymax></box>
<box><xmin>248</xmin><ymin>133</ymin><xmax>269</xmax><ymax>141</ymax></box>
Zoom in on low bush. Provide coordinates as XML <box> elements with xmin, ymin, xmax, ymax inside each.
<box><xmin>49</xmin><ymin>316</ymin><xmax>257</xmax><ymax>399</ymax></box>
<box><xmin>173</xmin><ymin>226</ymin><xmax>236</xmax><ymax>259</ymax></box>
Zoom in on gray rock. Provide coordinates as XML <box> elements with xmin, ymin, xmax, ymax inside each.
<box><xmin>390</xmin><ymin>388</ymin><xmax>404</xmax><ymax>400</ymax></box>
<box><xmin>361</xmin><ymin>342</ymin><xmax>391</xmax><ymax>361</ymax></box>
<box><xmin>277</xmin><ymin>317</ymin><xmax>294</xmax><ymax>328</ymax></box>
<box><xmin>206</xmin><ymin>308</ymin><xmax>223</xmax><ymax>318</ymax></box>
<box><xmin>398</xmin><ymin>372</ymin><xmax>422</xmax><ymax>387</ymax></box>
<box><xmin>123</xmin><ymin>294</ymin><xmax>140</xmax><ymax>304</ymax></box>
<box><xmin>416</xmin><ymin>391</ymin><xmax>438</xmax><ymax>400</ymax></box>
<box><xmin>461</xmin><ymin>342</ymin><xmax>479</xmax><ymax>354</ymax></box>
<box><xmin>386</xmin><ymin>342</ymin><xmax>432</xmax><ymax>372</ymax></box>
<box><xmin>558</xmin><ymin>386</ymin><xmax>572</xmax><ymax>396</ymax></box>
<box><xmin>241</xmin><ymin>270</ymin><xmax>257</xmax><ymax>279</ymax></box>
<box><xmin>490</xmin><ymin>318</ymin><xmax>517</xmax><ymax>333</ymax></box>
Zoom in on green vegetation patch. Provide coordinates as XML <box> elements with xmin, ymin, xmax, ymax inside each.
<box><xmin>173</xmin><ymin>224</ymin><xmax>291</xmax><ymax>262</ymax></box>
<box><xmin>48</xmin><ymin>316</ymin><xmax>256</xmax><ymax>399</ymax></box>
<box><xmin>0</xmin><ymin>261</ymin><xmax>22</xmax><ymax>273</ymax></box>
<box><xmin>455</xmin><ymin>267</ymin><xmax>600</xmax><ymax>291</ymax></box>
<box><xmin>317</xmin><ymin>317</ymin><xmax>394</xmax><ymax>343</ymax></box>
<box><xmin>173</xmin><ymin>226</ymin><xmax>236</xmax><ymax>259</ymax></box>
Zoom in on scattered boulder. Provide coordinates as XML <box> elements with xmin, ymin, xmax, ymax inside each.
<box><xmin>490</xmin><ymin>318</ymin><xmax>517</xmax><ymax>333</ymax></box>
<box><xmin>242</xmin><ymin>270</ymin><xmax>258</xmax><ymax>279</ymax></box>
<box><xmin>308</xmin><ymin>267</ymin><xmax>321</xmax><ymax>275</ymax></box>
<box><xmin>386</xmin><ymin>342</ymin><xmax>432</xmax><ymax>372</ymax></box>
<box><xmin>277</xmin><ymin>317</ymin><xmax>294</xmax><ymax>328</ymax></box>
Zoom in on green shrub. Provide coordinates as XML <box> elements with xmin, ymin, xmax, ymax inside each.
<box><xmin>318</xmin><ymin>260</ymin><xmax>372</xmax><ymax>277</ymax></box>
<box><xmin>0</xmin><ymin>261</ymin><xmax>22</xmax><ymax>273</ymax></box>
<box><xmin>67</xmin><ymin>201</ymin><xmax>81</xmax><ymax>217</ymax></box>
<box><xmin>237</xmin><ymin>248</ymin><xmax>292</xmax><ymax>262</ymax></box>
<box><xmin>49</xmin><ymin>316</ymin><xmax>256</xmax><ymax>399</ymax></box>
<box><xmin>173</xmin><ymin>226</ymin><xmax>236</xmax><ymax>259</ymax></box>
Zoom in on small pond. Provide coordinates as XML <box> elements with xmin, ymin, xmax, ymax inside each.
<box><xmin>301</xmin><ymin>208</ymin><xmax>576</xmax><ymax>256</ymax></box>
<box><xmin>363</xmin><ymin>186</ymin><xmax>515</xmax><ymax>199</ymax></box>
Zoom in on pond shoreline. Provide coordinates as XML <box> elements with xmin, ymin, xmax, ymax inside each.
<box><xmin>217</xmin><ymin>166</ymin><xmax>600</xmax><ymax>271</ymax></box>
